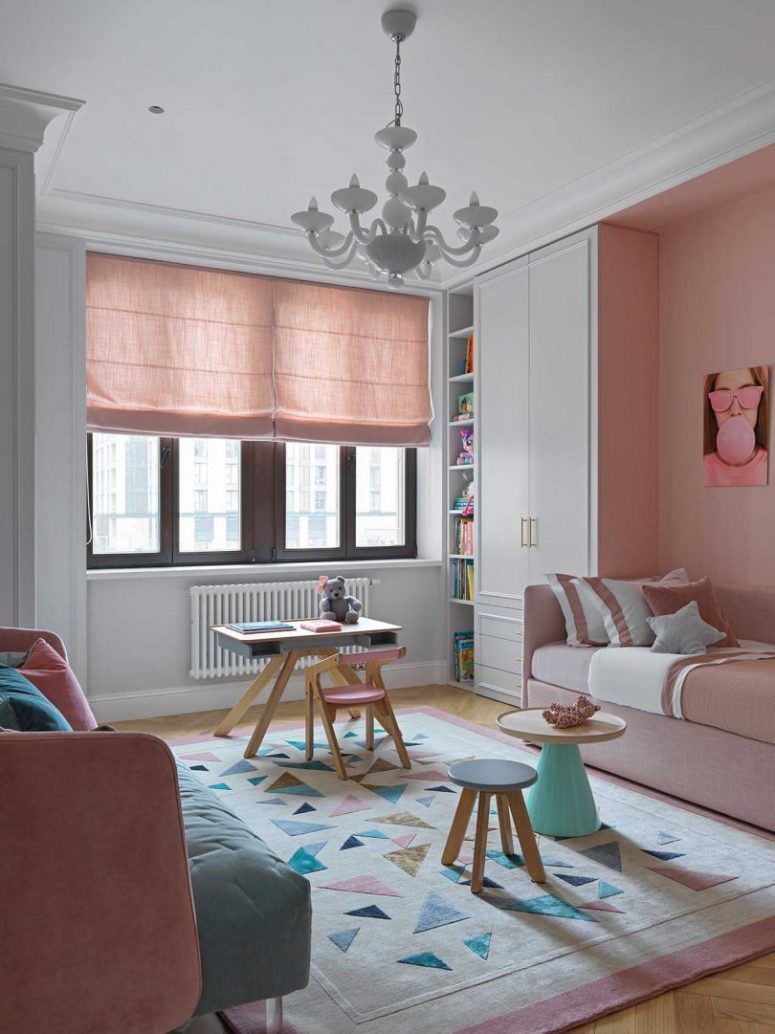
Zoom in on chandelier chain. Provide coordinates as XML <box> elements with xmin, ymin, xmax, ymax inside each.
<box><xmin>393</xmin><ymin>38</ymin><xmax>403</xmax><ymax>127</ymax></box>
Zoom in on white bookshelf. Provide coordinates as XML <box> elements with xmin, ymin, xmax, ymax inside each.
<box><xmin>444</xmin><ymin>283</ymin><xmax>476</xmax><ymax>689</ymax></box>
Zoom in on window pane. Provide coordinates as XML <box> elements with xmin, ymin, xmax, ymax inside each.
<box><xmin>92</xmin><ymin>433</ymin><xmax>160</xmax><ymax>554</ymax></box>
<box><xmin>285</xmin><ymin>443</ymin><xmax>339</xmax><ymax>549</ymax></box>
<box><xmin>355</xmin><ymin>447</ymin><xmax>405</xmax><ymax>548</ymax></box>
<box><xmin>178</xmin><ymin>438</ymin><xmax>241</xmax><ymax>553</ymax></box>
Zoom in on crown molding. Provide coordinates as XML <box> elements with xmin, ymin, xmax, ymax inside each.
<box><xmin>0</xmin><ymin>82</ymin><xmax>84</xmax><ymax>153</ymax></box>
<box><xmin>33</xmin><ymin>75</ymin><xmax>775</xmax><ymax>290</ymax></box>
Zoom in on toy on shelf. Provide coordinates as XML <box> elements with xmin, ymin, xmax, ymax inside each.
<box><xmin>317</xmin><ymin>575</ymin><xmax>362</xmax><ymax>624</ymax></box>
<box><xmin>455</xmin><ymin>391</ymin><xmax>474</xmax><ymax>420</ymax></box>
<box><xmin>456</xmin><ymin>427</ymin><xmax>474</xmax><ymax>465</ymax></box>
<box><xmin>542</xmin><ymin>695</ymin><xmax>600</xmax><ymax>729</ymax></box>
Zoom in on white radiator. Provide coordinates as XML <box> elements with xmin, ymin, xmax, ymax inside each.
<box><xmin>189</xmin><ymin>577</ymin><xmax>372</xmax><ymax>679</ymax></box>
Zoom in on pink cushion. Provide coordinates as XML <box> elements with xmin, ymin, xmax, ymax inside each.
<box><xmin>20</xmin><ymin>639</ymin><xmax>97</xmax><ymax>730</ymax></box>
<box><xmin>642</xmin><ymin>577</ymin><xmax>739</xmax><ymax>648</ymax></box>
<box><xmin>322</xmin><ymin>686</ymin><xmax>386</xmax><ymax>706</ymax></box>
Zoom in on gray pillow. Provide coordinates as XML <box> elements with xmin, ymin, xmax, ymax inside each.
<box><xmin>0</xmin><ymin>650</ymin><xmax>26</xmax><ymax>668</ymax></box>
<box><xmin>647</xmin><ymin>600</ymin><xmax>725</xmax><ymax>655</ymax></box>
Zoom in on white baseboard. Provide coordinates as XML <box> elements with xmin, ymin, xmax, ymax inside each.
<box><xmin>89</xmin><ymin>660</ymin><xmax>447</xmax><ymax>723</ymax></box>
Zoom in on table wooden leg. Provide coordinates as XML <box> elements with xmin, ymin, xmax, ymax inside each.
<box><xmin>304</xmin><ymin>677</ymin><xmax>314</xmax><ymax>761</ymax></box>
<box><xmin>471</xmin><ymin>792</ymin><xmax>491</xmax><ymax>894</ymax></box>
<box><xmin>507</xmin><ymin>790</ymin><xmax>546</xmax><ymax>884</ymax></box>
<box><xmin>496</xmin><ymin>795</ymin><xmax>515</xmax><ymax>855</ymax></box>
<box><xmin>213</xmin><ymin>655</ymin><xmax>284</xmax><ymax>737</ymax></box>
<box><xmin>441</xmin><ymin>787</ymin><xmax>477</xmax><ymax>865</ymax></box>
<box><xmin>243</xmin><ymin>652</ymin><xmax>299</xmax><ymax>758</ymax></box>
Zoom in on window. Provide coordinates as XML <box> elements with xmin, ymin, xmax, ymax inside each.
<box><xmin>88</xmin><ymin>436</ymin><xmax>416</xmax><ymax>567</ymax></box>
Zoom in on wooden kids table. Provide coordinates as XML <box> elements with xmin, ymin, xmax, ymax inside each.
<box><xmin>211</xmin><ymin>617</ymin><xmax>402</xmax><ymax>758</ymax></box>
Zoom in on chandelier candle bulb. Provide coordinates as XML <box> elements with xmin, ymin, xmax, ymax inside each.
<box><xmin>291</xmin><ymin>8</ymin><xmax>499</xmax><ymax>286</ymax></box>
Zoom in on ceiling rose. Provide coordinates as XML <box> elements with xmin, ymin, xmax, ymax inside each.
<box><xmin>291</xmin><ymin>8</ymin><xmax>499</xmax><ymax>287</ymax></box>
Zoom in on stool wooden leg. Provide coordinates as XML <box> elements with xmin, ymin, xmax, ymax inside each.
<box><xmin>471</xmin><ymin>792</ymin><xmax>491</xmax><ymax>894</ymax></box>
<box><xmin>304</xmin><ymin>679</ymin><xmax>314</xmax><ymax>761</ymax></box>
<box><xmin>315</xmin><ymin>694</ymin><xmax>348</xmax><ymax>780</ymax></box>
<box><xmin>496</xmin><ymin>795</ymin><xmax>514</xmax><ymax>855</ymax></box>
<box><xmin>507</xmin><ymin>790</ymin><xmax>546</xmax><ymax>884</ymax></box>
<box><xmin>365</xmin><ymin>704</ymin><xmax>375</xmax><ymax>750</ymax></box>
<box><xmin>441</xmin><ymin>787</ymin><xmax>476</xmax><ymax>865</ymax></box>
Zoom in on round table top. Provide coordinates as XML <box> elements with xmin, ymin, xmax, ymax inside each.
<box><xmin>496</xmin><ymin>707</ymin><xmax>627</xmax><ymax>745</ymax></box>
<box><xmin>448</xmin><ymin>758</ymin><xmax>538</xmax><ymax>792</ymax></box>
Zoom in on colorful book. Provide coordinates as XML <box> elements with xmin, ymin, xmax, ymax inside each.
<box><xmin>226</xmin><ymin>621</ymin><xmax>295</xmax><ymax>634</ymax></box>
<box><xmin>299</xmin><ymin>619</ymin><xmax>343</xmax><ymax>633</ymax></box>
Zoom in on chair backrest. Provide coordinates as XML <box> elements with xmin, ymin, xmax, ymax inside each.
<box><xmin>0</xmin><ymin>627</ymin><xmax>68</xmax><ymax>661</ymax></box>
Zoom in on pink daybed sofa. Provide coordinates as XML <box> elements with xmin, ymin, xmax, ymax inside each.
<box><xmin>523</xmin><ymin>582</ymin><xmax>775</xmax><ymax>833</ymax></box>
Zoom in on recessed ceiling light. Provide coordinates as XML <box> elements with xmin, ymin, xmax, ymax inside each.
<box><xmin>148</xmin><ymin>105</ymin><xmax>165</xmax><ymax>115</ymax></box>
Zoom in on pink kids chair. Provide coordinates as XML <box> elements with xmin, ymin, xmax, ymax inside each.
<box><xmin>304</xmin><ymin>646</ymin><xmax>411</xmax><ymax>779</ymax></box>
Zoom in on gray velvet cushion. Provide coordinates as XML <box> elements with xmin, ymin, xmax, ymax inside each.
<box><xmin>176</xmin><ymin>762</ymin><xmax>311</xmax><ymax>1016</ymax></box>
<box><xmin>647</xmin><ymin>600</ymin><xmax>725</xmax><ymax>655</ymax></box>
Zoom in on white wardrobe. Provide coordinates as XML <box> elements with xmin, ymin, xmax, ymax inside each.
<box><xmin>460</xmin><ymin>224</ymin><xmax>659</xmax><ymax>704</ymax></box>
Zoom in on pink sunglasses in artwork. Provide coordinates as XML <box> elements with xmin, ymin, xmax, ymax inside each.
<box><xmin>708</xmin><ymin>384</ymin><xmax>764</xmax><ymax>413</ymax></box>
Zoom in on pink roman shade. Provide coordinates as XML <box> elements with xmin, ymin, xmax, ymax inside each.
<box><xmin>273</xmin><ymin>278</ymin><xmax>431</xmax><ymax>445</ymax></box>
<box><xmin>86</xmin><ymin>254</ymin><xmax>431</xmax><ymax>446</ymax></box>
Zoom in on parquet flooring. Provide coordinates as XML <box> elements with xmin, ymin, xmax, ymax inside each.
<box><xmin>115</xmin><ymin>683</ymin><xmax>775</xmax><ymax>1034</ymax></box>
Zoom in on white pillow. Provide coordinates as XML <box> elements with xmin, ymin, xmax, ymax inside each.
<box><xmin>583</xmin><ymin>569</ymin><xmax>689</xmax><ymax>648</ymax></box>
<box><xmin>648</xmin><ymin>600</ymin><xmax>725</xmax><ymax>655</ymax></box>
<box><xmin>545</xmin><ymin>573</ymin><xmax>609</xmax><ymax>647</ymax></box>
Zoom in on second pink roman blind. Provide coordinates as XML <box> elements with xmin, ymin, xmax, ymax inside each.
<box><xmin>86</xmin><ymin>255</ymin><xmax>431</xmax><ymax>446</ymax></box>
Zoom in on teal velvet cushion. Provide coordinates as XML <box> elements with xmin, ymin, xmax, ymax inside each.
<box><xmin>0</xmin><ymin>664</ymin><xmax>72</xmax><ymax>731</ymax></box>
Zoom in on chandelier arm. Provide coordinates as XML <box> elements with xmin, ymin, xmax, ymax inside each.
<box><xmin>349</xmin><ymin>212</ymin><xmax>389</xmax><ymax>244</ymax></box>
<box><xmin>423</xmin><ymin>224</ymin><xmax>481</xmax><ymax>256</ymax></box>
<box><xmin>409</xmin><ymin>210</ymin><xmax>428</xmax><ymax>243</ymax></box>
<box><xmin>321</xmin><ymin>240</ymin><xmax>362</xmax><ymax>269</ymax></box>
<box><xmin>432</xmin><ymin>244</ymin><xmax>482</xmax><ymax>269</ymax></box>
<box><xmin>414</xmin><ymin>262</ymin><xmax>432</xmax><ymax>280</ymax></box>
<box><xmin>307</xmin><ymin>230</ymin><xmax>355</xmax><ymax>258</ymax></box>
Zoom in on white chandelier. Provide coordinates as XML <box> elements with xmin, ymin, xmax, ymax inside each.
<box><xmin>291</xmin><ymin>8</ymin><xmax>499</xmax><ymax>287</ymax></box>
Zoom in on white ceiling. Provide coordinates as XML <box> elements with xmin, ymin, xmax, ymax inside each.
<box><xmin>5</xmin><ymin>0</ymin><xmax>775</xmax><ymax>283</ymax></box>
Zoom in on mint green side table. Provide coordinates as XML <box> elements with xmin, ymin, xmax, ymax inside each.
<box><xmin>496</xmin><ymin>708</ymin><xmax>627</xmax><ymax>838</ymax></box>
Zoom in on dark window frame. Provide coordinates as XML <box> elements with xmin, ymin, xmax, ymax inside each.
<box><xmin>87</xmin><ymin>437</ymin><xmax>417</xmax><ymax>568</ymax></box>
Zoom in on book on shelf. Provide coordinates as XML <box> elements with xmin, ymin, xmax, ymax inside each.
<box><xmin>450</xmin><ymin>557</ymin><xmax>475</xmax><ymax>601</ymax></box>
<box><xmin>453</xmin><ymin>630</ymin><xmax>474</xmax><ymax>682</ymax></box>
<box><xmin>452</xmin><ymin>515</ymin><xmax>474</xmax><ymax>555</ymax></box>
<box><xmin>466</xmin><ymin>334</ymin><xmax>474</xmax><ymax>374</ymax></box>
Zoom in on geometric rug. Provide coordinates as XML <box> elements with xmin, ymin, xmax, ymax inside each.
<box><xmin>171</xmin><ymin>707</ymin><xmax>775</xmax><ymax>1034</ymax></box>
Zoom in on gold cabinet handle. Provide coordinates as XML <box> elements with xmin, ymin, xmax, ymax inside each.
<box><xmin>520</xmin><ymin>517</ymin><xmax>528</xmax><ymax>548</ymax></box>
<box><xmin>529</xmin><ymin>517</ymin><xmax>537</xmax><ymax>548</ymax></box>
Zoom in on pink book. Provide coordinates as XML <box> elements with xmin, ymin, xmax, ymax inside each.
<box><xmin>299</xmin><ymin>619</ymin><xmax>343</xmax><ymax>633</ymax></box>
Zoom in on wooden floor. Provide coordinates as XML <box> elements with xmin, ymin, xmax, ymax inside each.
<box><xmin>116</xmin><ymin>684</ymin><xmax>775</xmax><ymax>1034</ymax></box>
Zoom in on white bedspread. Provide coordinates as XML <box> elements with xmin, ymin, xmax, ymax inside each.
<box><xmin>587</xmin><ymin>639</ymin><xmax>775</xmax><ymax>718</ymax></box>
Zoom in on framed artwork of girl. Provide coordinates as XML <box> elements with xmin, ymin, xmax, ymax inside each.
<box><xmin>703</xmin><ymin>366</ymin><xmax>769</xmax><ymax>487</ymax></box>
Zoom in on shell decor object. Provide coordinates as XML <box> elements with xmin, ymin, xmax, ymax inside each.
<box><xmin>542</xmin><ymin>695</ymin><xmax>601</xmax><ymax>729</ymax></box>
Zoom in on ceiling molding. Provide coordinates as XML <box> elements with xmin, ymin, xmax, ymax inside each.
<box><xmin>34</xmin><ymin>75</ymin><xmax>775</xmax><ymax>289</ymax></box>
<box><xmin>0</xmin><ymin>82</ymin><xmax>84</xmax><ymax>153</ymax></box>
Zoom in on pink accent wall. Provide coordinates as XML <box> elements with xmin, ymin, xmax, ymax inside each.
<box><xmin>658</xmin><ymin>182</ymin><xmax>775</xmax><ymax>584</ymax></box>
<box><xmin>597</xmin><ymin>224</ymin><xmax>660</xmax><ymax>577</ymax></box>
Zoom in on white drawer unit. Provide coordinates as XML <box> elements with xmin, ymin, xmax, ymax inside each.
<box><xmin>477</xmin><ymin>633</ymin><xmax>521</xmax><ymax>675</ymax></box>
<box><xmin>474</xmin><ymin>663</ymin><xmax>522</xmax><ymax>706</ymax></box>
<box><xmin>477</xmin><ymin>609</ymin><xmax>522</xmax><ymax>642</ymax></box>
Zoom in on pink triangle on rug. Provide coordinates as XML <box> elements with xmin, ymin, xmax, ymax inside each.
<box><xmin>646</xmin><ymin>866</ymin><xmax>738</xmax><ymax>891</ymax></box>
<box><xmin>330</xmin><ymin>794</ymin><xmax>372</xmax><ymax>817</ymax></box>
<box><xmin>579</xmin><ymin>899</ymin><xmax>626</xmax><ymax>914</ymax></box>
<box><xmin>392</xmin><ymin>833</ymin><xmax>417</xmax><ymax>848</ymax></box>
<box><xmin>319</xmin><ymin>874</ymin><xmax>402</xmax><ymax>897</ymax></box>
<box><xmin>179</xmin><ymin>750</ymin><xmax>222</xmax><ymax>762</ymax></box>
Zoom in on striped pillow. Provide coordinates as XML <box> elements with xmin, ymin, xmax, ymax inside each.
<box><xmin>584</xmin><ymin>569</ymin><xmax>690</xmax><ymax>647</ymax></box>
<box><xmin>546</xmin><ymin>574</ymin><xmax>610</xmax><ymax>647</ymax></box>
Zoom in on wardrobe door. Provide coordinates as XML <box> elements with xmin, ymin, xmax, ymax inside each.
<box><xmin>528</xmin><ymin>233</ymin><xmax>594</xmax><ymax>581</ymax></box>
<box><xmin>475</xmin><ymin>258</ymin><xmax>530</xmax><ymax>609</ymax></box>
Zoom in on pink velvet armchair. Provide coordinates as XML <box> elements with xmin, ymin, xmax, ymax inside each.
<box><xmin>0</xmin><ymin>628</ymin><xmax>202</xmax><ymax>1034</ymax></box>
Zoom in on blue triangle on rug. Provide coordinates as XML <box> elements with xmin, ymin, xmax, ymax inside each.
<box><xmin>343</xmin><ymin>731</ymin><xmax>359</xmax><ymax>739</ymax></box>
<box><xmin>272</xmin><ymin>819</ymin><xmax>335</xmax><ymax>836</ymax></box>
<box><xmin>657</xmin><ymin>831</ymin><xmax>681</xmax><ymax>845</ymax></box>
<box><xmin>355</xmin><ymin>829</ymin><xmax>391</xmax><ymax>839</ymax></box>
<box><xmin>463</xmin><ymin>932</ymin><xmax>492</xmax><ymax>960</ymax></box>
<box><xmin>294</xmin><ymin>803</ymin><xmax>316</xmax><ymax>814</ymax></box>
<box><xmin>426</xmin><ymin>785</ymin><xmax>456</xmax><ymax>793</ymax></box>
<box><xmin>208</xmin><ymin>782</ymin><xmax>230</xmax><ymax>790</ymax></box>
<box><xmin>346</xmin><ymin>904</ymin><xmax>391</xmax><ymax>920</ymax></box>
<box><xmin>642</xmin><ymin>849</ymin><xmax>685</xmax><ymax>861</ymax></box>
<box><xmin>598</xmin><ymin>879</ymin><xmax>623</xmax><ymax>899</ymax></box>
<box><xmin>363</xmin><ymin>783</ymin><xmax>408</xmax><ymax>805</ymax></box>
<box><xmin>541</xmin><ymin>856</ymin><xmax>573</xmax><ymax>868</ymax></box>
<box><xmin>287</xmin><ymin>847</ymin><xmax>327</xmax><ymax>876</ymax></box>
<box><xmin>439</xmin><ymin>865</ymin><xmax>466</xmax><ymax>883</ymax></box>
<box><xmin>258</xmin><ymin>798</ymin><xmax>286</xmax><ymax>806</ymax></box>
<box><xmin>276</xmin><ymin>760</ymin><xmax>335</xmax><ymax>771</ymax></box>
<box><xmin>341</xmin><ymin>836</ymin><xmax>364</xmax><ymax>850</ymax></box>
<box><xmin>286</xmin><ymin>740</ymin><xmax>329</xmax><ymax>751</ymax></box>
<box><xmin>486</xmin><ymin>850</ymin><xmax>523</xmax><ymax>869</ymax></box>
<box><xmin>506</xmin><ymin>894</ymin><xmax>599</xmax><ymax>922</ymax></box>
<box><xmin>556</xmin><ymin>874</ymin><xmax>597</xmax><ymax>887</ymax></box>
<box><xmin>398</xmin><ymin>952</ymin><xmax>451</xmax><ymax>971</ymax></box>
<box><xmin>190</xmin><ymin>764</ymin><xmax>208</xmax><ymax>771</ymax></box>
<box><xmin>460</xmin><ymin>875</ymin><xmax>503</xmax><ymax>889</ymax></box>
<box><xmin>247</xmin><ymin>775</ymin><xmax>268</xmax><ymax>786</ymax></box>
<box><xmin>578</xmin><ymin>840</ymin><xmax>622</xmax><ymax>872</ymax></box>
<box><xmin>328</xmin><ymin>927</ymin><xmax>360</xmax><ymax>953</ymax></box>
<box><xmin>415</xmin><ymin>796</ymin><xmax>434</xmax><ymax>808</ymax></box>
<box><xmin>414</xmin><ymin>892</ymin><xmax>470</xmax><ymax>933</ymax></box>
<box><xmin>257</xmin><ymin>749</ymin><xmax>290</xmax><ymax>758</ymax></box>
<box><xmin>220</xmin><ymin>760</ymin><xmax>258</xmax><ymax>776</ymax></box>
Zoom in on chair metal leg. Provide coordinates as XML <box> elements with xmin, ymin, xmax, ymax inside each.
<box><xmin>266</xmin><ymin>996</ymin><xmax>283</xmax><ymax>1034</ymax></box>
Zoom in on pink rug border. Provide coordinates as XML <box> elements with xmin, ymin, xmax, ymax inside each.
<box><xmin>170</xmin><ymin>703</ymin><xmax>775</xmax><ymax>1033</ymax></box>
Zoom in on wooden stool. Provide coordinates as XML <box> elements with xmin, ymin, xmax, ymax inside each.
<box><xmin>442</xmin><ymin>759</ymin><xmax>546</xmax><ymax>894</ymax></box>
<box><xmin>304</xmin><ymin>647</ymin><xmax>411</xmax><ymax>780</ymax></box>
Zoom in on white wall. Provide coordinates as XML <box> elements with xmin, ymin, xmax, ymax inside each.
<box><xmin>87</xmin><ymin>562</ymin><xmax>443</xmax><ymax>722</ymax></box>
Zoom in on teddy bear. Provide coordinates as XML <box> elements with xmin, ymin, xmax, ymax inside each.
<box><xmin>317</xmin><ymin>575</ymin><xmax>363</xmax><ymax>624</ymax></box>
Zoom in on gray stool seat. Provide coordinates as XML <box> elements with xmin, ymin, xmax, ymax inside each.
<box><xmin>448</xmin><ymin>758</ymin><xmax>537</xmax><ymax>793</ymax></box>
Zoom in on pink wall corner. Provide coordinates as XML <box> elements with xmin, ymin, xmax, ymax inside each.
<box><xmin>598</xmin><ymin>223</ymin><xmax>660</xmax><ymax>577</ymax></box>
<box><xmin>658</xmin><ymin>183</ymin><xmax>775</xmax><ymax>585</ymax></box>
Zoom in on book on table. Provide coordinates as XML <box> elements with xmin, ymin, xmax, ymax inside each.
<box><xmin>226</xmin><ymin>621</ymin><xmax>296</xmax><ymax>634</ymax></box>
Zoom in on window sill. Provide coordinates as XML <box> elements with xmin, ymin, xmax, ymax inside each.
<box><xmin>86</xmin><ymin>557</ymin><xmax>442</xmax><ymax>581</ymax></box>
